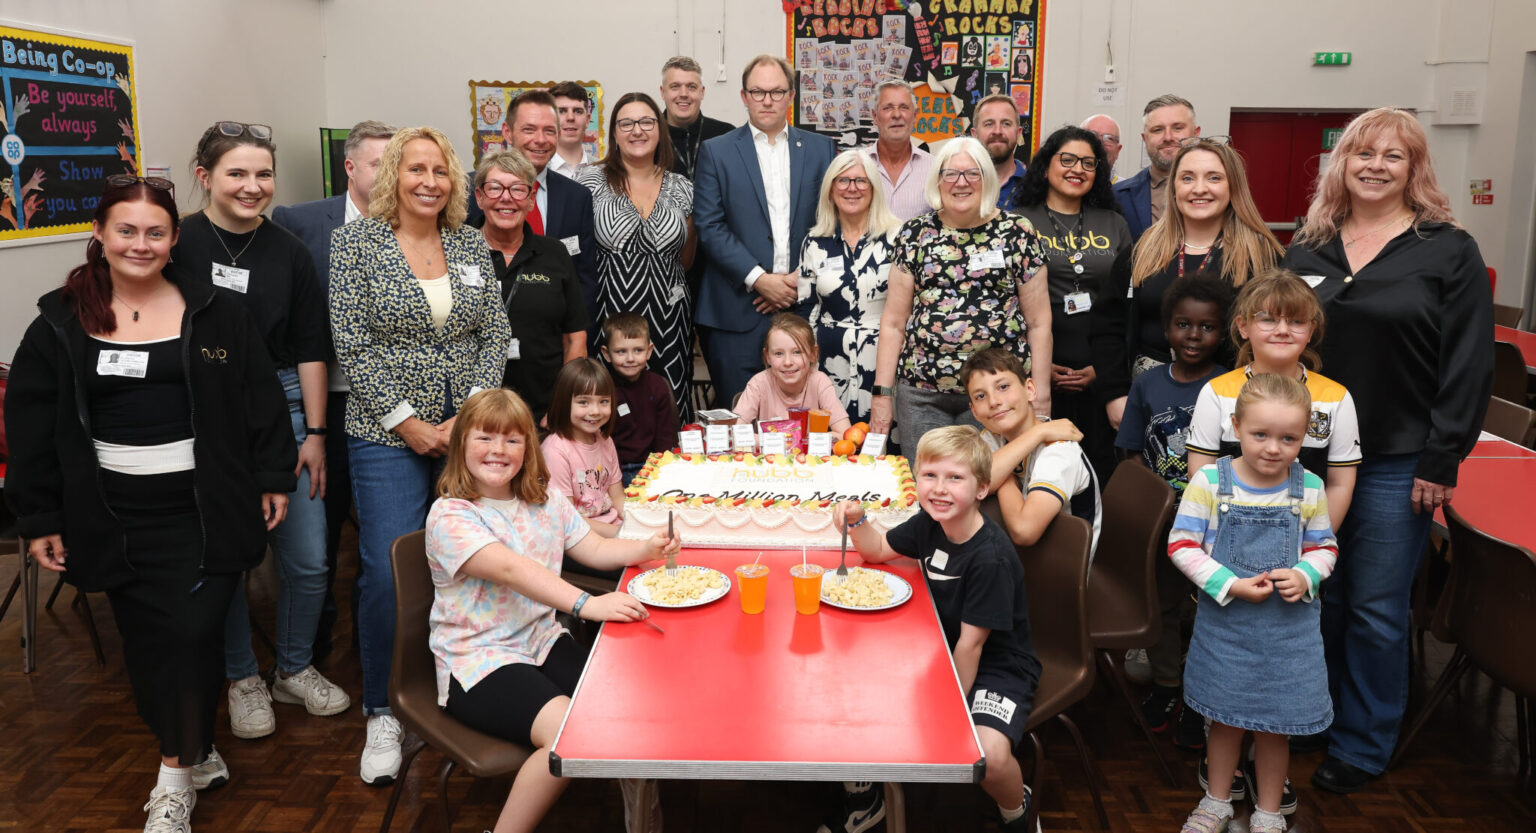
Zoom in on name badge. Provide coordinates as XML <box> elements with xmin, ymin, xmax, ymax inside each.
<box><xmin>807</xmin><ymin>432</ymin><xmax>833</xmax><ymax>456</ymax></box>
<box><xmin>617</xmin><ymin>402</ymin><xmax>632</xmax><ymax>417</ymax></box>
<box><xmin>967</xmin><ymin>249</ymin><xmax>1006</xmax><ymax>271</ymax></box>
<box><xmin>821</xmin><ymin>256</ymin><xmax>845</xmax><ymax>276</ymax></box>
<box><xmin>1063</xmin><ymin>291</ymin><xmax>1092</xmax><ymax>315</ymax></box>
<box><xmin>1301</xmin><ymin>274</ymin><xmax>1326</xmax><ymax>288</ymax></box>
<box><xmin>705</xmin><ymin>424</ymin><xmax>731</xmax><ymax>454</ymax></box>
<box><xmin>97</xmin><ymin>349</ymin><xmax>149</xmax><ymax>378</ymax></box>
<box><xmin>456</xmin><ymin>264</ymin><xmax>484</xmax><ymax>287</ymax></box>
<box><xmin>859</xmin><ymin>432</ymin><xmax>887</xmax><ymax>456</ymax></box>
<box><xmin>669</xmin><ymin>283</ymin><xmax>687</xmax><ymax>305</ymax></box>
<box><xmin>931</xmin><ymin>548</ymin><xmax>949</xmax><ymax>570</ymax></box>
<box><xmin>211</xmin><ymin>262</ymin><xmax>250</xmax><ymax>293</ymax></box>
<box><xmin>562</xmin><ymin>235</ymin><xmax>581</xmax><ymax>256</ymax></box>
<box><xmin>732</xmin><ymin>423</ymin><xmax>757</xmax><ymax>452</ymax></box>
<box><xmin>506</xmin><ymin>338</ymin><xmax>521</xmax><ymax>360</ymax></box>
<box><xmin>679</xmin><ymin>429</ymin><xmax>706</xmax><ymax>454</ymax></box>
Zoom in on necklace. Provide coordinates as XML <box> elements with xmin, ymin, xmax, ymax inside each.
<box><xmin>210</xmin><ymin>220</ymin><xmax>259</xmax><ymax>266</ymax></box>
<box><xmin>1344</xmin><ymin>212</ymin><xmax>1409</xmax><ymax>249</ymax></box>
<box><xmin>400</xmin><ymin>231</ymin><xmax>442</xmax><ymax>267</ymax></box>
<box><xmin>1181</xmin><ymin>240</ymin><xmax>1214</xmax><ymax>251</ymax></box>
<box><xmin>113</xmin><ymin>287</ymin><xmax>163</xmax><ymax>322</ymax></box>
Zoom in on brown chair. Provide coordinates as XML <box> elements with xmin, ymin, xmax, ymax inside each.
<box><xmin>1493</xmin><ymin>340</ymin><xmax>1527</xmax><ymax>404</ymax></box>
<box><xmin>382</xmin><ymin>530</ymin><xmax>533</xmax><ymax>833</ymax></box>
<box><xmin>1389</xmin><ymin>506</ymin><xmax>1536</xmax><ymax>773</ymax></box>
<box><xmin>1483</xmin><ymin>395</ymin><xmax>1536</xmax><ymax>447</ymax></box>
<box><xmin>1086</xmin><ymin>461</ymin><xmax>1179</xmax><ymax>787</ymax></box>
<box><xmin>1493</xmin><ymin>303</ymin><xmax>1524</xmax><ymax>329</ymax></box>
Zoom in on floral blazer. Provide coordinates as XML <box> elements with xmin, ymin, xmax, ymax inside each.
<box><xmin>329</xmin><ymin>218</ymin><xmax>511</xmax><ymax>447</ymax></box>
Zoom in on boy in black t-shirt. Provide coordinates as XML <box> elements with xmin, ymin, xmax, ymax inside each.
<box><xmin>833</xmin><ymin>426</ymin><xmax>1042</xmax><ymax>832</ymax></box>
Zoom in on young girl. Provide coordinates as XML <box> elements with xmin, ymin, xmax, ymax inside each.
<box><xmin>1169</xmin><ymin>374</ymin><xmax>1338</xmax><ymax>833</ymax></box>
<box><xmin>1187</xmin><ymin>268</ymin><xmax>1360</xmax><ymax>527</ymax></box>
<box><xmin>426</xmin><ymin>388</ymin><xmax>677</xmax><ymax>833</ymax></box>
<box><xmin>732</xmin><ymin>313</ymin><xmax>852</xmax><ymax>433</ymax></box>
<box><xmin>542</xmin><ymin>358</ymin><xmax>625</xmax><ymax>537</ymax></box>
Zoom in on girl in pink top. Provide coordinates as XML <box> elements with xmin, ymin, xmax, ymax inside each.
<box><xmin>733</xmin><ymin>313</ymin><xmax>853</xmax><ymax>433</ymax></box>
<box><xmin>541</xmin><ymin>358</ymin><xmax>626</xmax><ymax>536</ymax></box>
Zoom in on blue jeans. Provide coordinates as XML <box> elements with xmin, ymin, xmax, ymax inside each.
<box><xmin>1321</xmin><ymin>452</ymin><xmax>1431</xmax><ymax>774</ymax></box>
<box><xmin>349</xmin><ymin>435</ymin><xmax>445</xmax><ymax>714</ymax></box>
<box><xmin>226</xmin><ymin>368</ymin><xmax>329</xmax><ymax>679</ymax></box>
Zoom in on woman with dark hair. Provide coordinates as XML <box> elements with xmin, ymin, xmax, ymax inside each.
<box><xmin>5</xmin><ymin>177</ymin><xmax>295</xmax><ymax>832</ymax></box>
<box><xmin>1011</xmin><ymin>125</ymin><xmax>1130</xmax><ymax>482</ymax></box>
<box><xmin>172</xmin><ymin>121</ymin><xmax>349</xmax><ymax>743</ymax></box>
<box><xmin>577</xmin><ymin>92</ymin><xmax>697</xmax><ymax>421</ymax></box>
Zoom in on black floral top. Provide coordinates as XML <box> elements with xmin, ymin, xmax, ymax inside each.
<box><xmin>891</xmin><ymin>211</ymin><xmax>1047</xmax><ymax>394</ymax></box>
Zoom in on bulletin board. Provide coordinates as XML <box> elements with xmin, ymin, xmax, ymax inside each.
<box><xmin>0</xmin><ymin>23</ymin><xmax>140</xmax><ymax>243</ymax></box>
<box><xmin>787</xmin><ymin>0</ymin><xmax>1044</xmax><ymax>152</ymax></box>
<box><xmin>469</xmin><ymin>80</ymin><xmax>604</xmax><ymax>165</ymax></box>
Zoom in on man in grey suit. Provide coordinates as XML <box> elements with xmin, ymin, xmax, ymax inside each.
<box><xmin>694</xmin><ymin>54</ymin><xmax>836</xmax><ymax>406</ymax></box>
<box><xmin>271</xmin><ymin>118</ymin><xmax>395</xmax><ymax>661</ymax></box>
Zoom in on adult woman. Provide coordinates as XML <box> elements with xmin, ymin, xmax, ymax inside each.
<box><xmin>1012</xmin><ymin>126</ymin><xmax>1131</xmax><ymax>482</ymax></box>
<box><xmin>329</xmin><ymin>126</ymin><xmax>511</xmax><ymax>786</ymax></box>
<box><xmin>1282</xmin><ymin>107</ymin><xmax>1491</xmax><ymax>794</ymax></box>
<box><xmin>871</xmin><ymin>136</ymin><xmax>1051</xmax><ymax>446</ymax></box>
<box><xmin>575</xmin><ymin>92</ymin><xmax>697</xmax><ymax>421</ymax></box>
<box><xmin>6</xmin><ymin>177</ymin><xmax>295</xmax><ymax>832</ymax></box>
<box><xmin>474</xmin><ymin>148</ymin><xmax>588</xmax><ymax>421</ymax></box>
<box><xmin>799</xmin><ymin>150</ymin><xmax>901</xmax><ymax>425</ymax></box>
<box><xmin>1090</xmin><ymin>139</ymin><xmax>1281</xmax><ymax>429</ymax></box>
<box><xmin>172</xmin><ymin>121</ymin><xmax>349</xmax><ymax>742</ymax></box>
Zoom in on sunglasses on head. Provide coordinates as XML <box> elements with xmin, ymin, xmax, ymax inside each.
<box><xmin>106</xmin><ymin>174</ymin><xmax>176</xmax><ymax>196</ymax></box>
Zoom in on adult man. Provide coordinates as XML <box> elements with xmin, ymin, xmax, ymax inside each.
<box><xmin>660</xmin><ymin>56</ymin><xmax>734</xmax><ymax>181</ymax></box>
<box><xmin>548</xmin><ymin>81</ymin><xmax>597</xmax><ymax>179</ymax></box>
<box><xmin>271</xmin><ymin>118</ymin><xmax>395</xmax><ymax>662</ymax></box>
<box><xmin>499</xmin><ymin>90</ymin><xmax>599</xmax><ymax>339</ymax></box>
<box><xmin>865</xmin><ymin>80</ymin><xmax>934</xmax><ymax>222</ymax></box>
<box><xmin>1114</xmin><ymin>95</ymin><xmax>1200</xmax><ymax>239</ymax></box>
<box><xmin>971</xmin><ymin>94</ymin><xmax>1026</xmax><ymax>209</ymax></box>
<box><xmin>694</xmin><ymin>54</ymin><xmax>836</xmax><ymax>405</ymax></box>
<box><xmin>1080</xmin><ymin>113</ymin><xmax>1123</xmax><ymax>177</ymax></box>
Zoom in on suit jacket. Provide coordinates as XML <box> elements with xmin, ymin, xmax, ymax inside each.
<box><xmin>1113</xmin><ymin>166</ymin><xmax>1155</xmax><ymax>241</ymax></box>
<box><xmin>272</xmin><ymin>194</ymin><xmax>348</xmax><ymax>292</ymax></box>
<box><xmin>693</xmin><ymin>125</ymin><xmax>836</xmax><ymax>332</ymax></box>
<box><xmin>540</xmin><ymin>169</ymin><xmax>599</xmax><ymax>317</ymax></box>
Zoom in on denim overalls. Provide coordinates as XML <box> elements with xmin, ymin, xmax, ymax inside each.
<box><xmin>1182</xmin><ymin>457</ymin><xmax>1333</xmax><ymax>736</ymax></box>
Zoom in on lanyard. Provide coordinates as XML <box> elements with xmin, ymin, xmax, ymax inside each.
<box><xmin>1176</xmin><ymin>237</ymin><xmax>1222</xmax><ymax>279</ymax></box>
<box><xmin>1044</xmin><ymin>208</ymin><xmax>1087</xmax><ymax>291</ymax></box>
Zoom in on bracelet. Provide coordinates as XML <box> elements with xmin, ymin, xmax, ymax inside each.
<box><xmin>873</xmin><ymin>385</ymin><xmax>896</xmax><ymax>397</ymax></box>
<box><xmin>847</xmin><ymin>515</ymin><xmax>868</xmax><ymax>530</ymax></box>
<box><xmin>571</xmin><ymin>592</ymin><xmax>591</xmax><ymax>620</ymax></box>
<box><xmin>306</xmin><ymin>426</ymin><xmax>328</xmax><ymax>437</ymax></box>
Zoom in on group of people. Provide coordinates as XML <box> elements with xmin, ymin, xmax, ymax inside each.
<box><xmin>3</xmin><ymin>44</ymin><xmax>1495</xmax><ymax>833</ymax></box>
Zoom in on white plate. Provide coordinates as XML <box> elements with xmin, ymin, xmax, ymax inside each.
<box><xmin>819</xmin><ymin>567</ymin><xmax>913</xmax><ymax>611</ymax></box>
<box><xmin>626</xmin><ymin>566</ymin><xmax>732</xmax><ymax>608</ymax></box>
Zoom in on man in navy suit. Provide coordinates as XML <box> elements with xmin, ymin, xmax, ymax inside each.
<box><xmin>694</xmin><ymin>54</ymin><xmax>836</xmax><ymax>406</ymax></box>
<box><xmin>1113</xmin><ymin>94</ymin><xmax>1200</xmax><ymax>240</ymax></box>
<box><xmin>271</xmin><ymin>118</ymin><xmax>395</xmax><ymax>661</ymax></box>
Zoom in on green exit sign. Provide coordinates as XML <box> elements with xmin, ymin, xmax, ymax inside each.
<box><xmin>1314</xmin><ymin>51</ymin><xmax>1353</xmax><ymax>66</ymax></box>
<box><xmin>1323</xmin><ymin>128</ymin><xmax>1343</xmax><ymax>150</ymax></box>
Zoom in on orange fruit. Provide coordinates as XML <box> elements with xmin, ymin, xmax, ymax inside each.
<box><xmin>852</xmin><ymin>421</ymin><xmax>870</xmax><ymax>435</ymax></box>
<box><xmin>832</xmin><ymin>439</ymin><xmax>858</xmax><ymax>456</ymax></box>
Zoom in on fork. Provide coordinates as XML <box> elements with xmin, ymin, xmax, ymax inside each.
<box><xmin>837</xmin><ymin>519</ymin><xmax>850</xmax><ymax>583</ymax></box>
<box><xmin>665</xmin><ymin>510</ymin><xmax>678</xmax><ymax>576</ymax></box>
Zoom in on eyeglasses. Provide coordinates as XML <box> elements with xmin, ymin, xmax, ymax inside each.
<box><xmin>1178</xmin><ymin>135</ymin><xmax>1231</xmax><ymax>148</ymax></box>
<box><xmin>746</xmin><ymin>88</ymin><xmax>791</xmax><ymax>102</ymax></box>
<box><xmin>1250</xmin><ymin>311</ymin><xmax>1314</xmax><ymax>333</ymax></box>
<box><xmin>1091</xmin><ymin>131</ymin><xmax>1120</xmax><ymax>146</ymax></box>
<box><xmin>106</xmin><ymin>174</ymin><xmax>175</xmax><ymax>195</ymax></box>
<box><xmin>617</xmin><ymin>117</ymin><xmax>659</xmax><ymax>133</ymax></box>
<box><xmin>215</xmin><ymin>121</ymin><xmax>273</xmax><ymax>141</ymax></box>
<box><xmin>833</xmin><ymin>176</ymin><xmax>871</xmax><ymax>191</ymax></box>
<box><xmin>1055</xmin><ymin>152</ymin><xmax>1099</xmax><ymax>172</ymax></box>
<box><xmin>479</xmin><ymin>181</ymin><xmax>536</xmax><ymax>201</ymax></box>
<box><xmin>938</xmin><ymin>168</ymin><xmax>983</xmax><ymax>184</ymax></box>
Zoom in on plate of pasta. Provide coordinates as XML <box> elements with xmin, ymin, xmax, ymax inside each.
<box><xmin>820</xmin><ymin>567</ymin><xmax>912</xmax><ymax>611</ymax></box>
<box><xmin>627</xmin><ymin>565</ymin><xmax>732</xmax><ymax>608</ymax></box>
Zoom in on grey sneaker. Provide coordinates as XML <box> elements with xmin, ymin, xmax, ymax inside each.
<box><xmin>272</xmin><ymin>666</ymin><xmax>351</xmax><ymax>716</ymax></box>
<box><xmin>227</xmin><ymin>675</ymin><xmax>275</xmax><ymax>739</ymax></box>
<box><xmin>142</xmin><ymin>785</ymin><xmax>195</xmax><ymax>833</ymax></box>
<box><xmin>190</xmin><ymin>747</ymin><xmax>228</xmax><ymax>790</ymax></box>
<box><xmin>1124</xmin><ymin>648</ymin><xmax>1152</xmax><ymax>684</ymax></box>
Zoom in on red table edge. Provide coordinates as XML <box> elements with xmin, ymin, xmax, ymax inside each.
<box><xmin>549</xmin><ymin>553</ymin><xmax>986</xmax><ymax>784</ymax></box>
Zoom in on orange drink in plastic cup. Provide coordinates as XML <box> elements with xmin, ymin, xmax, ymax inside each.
<box><xmin>808</xmin><ymin>409</ymin><xmax>831</xmax><ymax>434</ymax></box>
<box><xmin>789</xmin><ymin>563</ymin><xmax>825</xmax><ymax>614</ymax></box>
<box><xmin>735</xmin><ymin>564</ymin><xmax>770</xmax><ymax>614</ymax></box>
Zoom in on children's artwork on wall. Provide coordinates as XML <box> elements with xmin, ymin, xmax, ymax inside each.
<box><xmin>469</xmin><ymin>80</ymin><xmax>604</xmax><ymax>165</ymax></box>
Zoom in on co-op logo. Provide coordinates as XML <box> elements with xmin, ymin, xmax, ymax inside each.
<box><xmin>200</xmin><ymin>346</ymin><xmax>228</xmax><ymax>364</ymax></box>
<box><xmin>1</xmin><ymin>135</ymin><xmax>24</xmax><ymax>166</ymax></box>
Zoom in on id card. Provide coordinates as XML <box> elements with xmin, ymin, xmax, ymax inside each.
<box><xmin>1063</xmin><ymin>291</ymin><xmax>1091</xmax><ymax>315</ymax></box>
<box><xmin>97</xmin><ymin>349</ymin><xmax>149</xmax><ymax>378</ymax></box>
<box><xmin>456</xmin><ymin>264</ymin><xmax>484</xmax><ymax>287</ymax></box>
<box><xmin>506</xmin><ymin>338</ymin><xmax>521</xmax><ymax>360</ymax></box>
<box><xmin>211</xmin><ymin>262</ymin><xmax>250</xmax><ymax>293</ymax></box>
<box><xmin>562</xmin><ymin>235</ymin><xmax>581</xmax><ymax>256</ymax></box>
<box><xmin>617</xmin><ymin>402</ymin><xmax>632</xmax><ymax>417</ymax></box>
<box><xmin>967</xmin><ymin>249</ymin><xmax>1006</xmax><ymax>270</ymax></box>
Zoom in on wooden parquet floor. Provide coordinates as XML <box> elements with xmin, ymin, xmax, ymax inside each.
<box><xmin>2</xmin><ymin>533</ymin><xmax>1534</xmax><ymax>832</ymax></box>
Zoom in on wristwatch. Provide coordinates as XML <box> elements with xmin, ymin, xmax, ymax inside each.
<box><xmin>306</xmin><ymin>426</ymin><xmax>328</xmax><ymax>437</ymax></box>
<box><xmin>873</xmin><ymin>385</ymin><xmax>896</xmax><ymax>397</ymax></box>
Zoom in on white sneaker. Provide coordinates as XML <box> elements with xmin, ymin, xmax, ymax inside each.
<box><xmin>143</xmin><ymin>785</ymin><xmax>195</xmax><ymax>833</ymax></box>
<box><xmin>1124</xmin><ymin>648</ymin><xmax>1153</xmax><ymax>685</ymax></box>
<box><xmin>272</xmin><ymin>666</ymin><xmax>351</xmax><ymax>716</ymax></box>
<box><xmin>228</xmin><ymin>675</ymin><xmax>275</xmax><ymax>739</ymax></box>
<box><xmin>189</xmin><ymin>746</ymin><xmax>228</xmax><ymax>790</ymax></box>
<box><xmin>360</xmin><ymin>714</ymin><xmax>403</xmax><ymax>786</ymax></box>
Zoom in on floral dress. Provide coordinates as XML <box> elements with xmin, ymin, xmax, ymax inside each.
<box><xmin>890</xmin><ymin>212</ymin><xmax>1047</xmax><ymax>394</ymax></box>
<box><xmin>800</xmin><ymin>227</ymin><xmax>894</xmax><ymax>424</ymax></box>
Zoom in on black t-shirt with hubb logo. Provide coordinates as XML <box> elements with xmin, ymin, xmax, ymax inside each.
<box><xmin>1013</xmin><ymin>205</ymin><xmax>1132</xmax><ymax>369</ymax></box>
<box><xmin>491</xmin><ymin>233</ymin><xmax>589</xmax><ymax>420</ymax></box>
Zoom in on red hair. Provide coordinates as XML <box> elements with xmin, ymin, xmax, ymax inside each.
<box><xmin>63</xmin><ymin>182</ymin><xmax>180</xmax><ymax>334</ymax></box>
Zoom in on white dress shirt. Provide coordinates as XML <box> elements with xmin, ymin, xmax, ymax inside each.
<box><xmin>548</xmin><ymin>146</ymin><xmax>596</xmax><ymax>181</ymax></box>
<box><xmin>744</xmin><ymin>123</ymin><xmax>792</xmax><ymax>289</ymax></box>
<box><xmin>535</xmin><ymin>167</ymin><xmax>550</xmax><ymax>223</ymax></box>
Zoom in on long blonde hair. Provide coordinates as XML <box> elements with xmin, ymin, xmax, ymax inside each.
<box><xmin>809</xmin><ymin>150</ymin><xmax>900</xmax><ymax>239</ymax></box>
<box><xmin>369</xmin><ymin>126</ymin><xmax>469</xmax><ymax>231</ymax></box>
<box><xmin>1131</xmin><ymin>140</ymin><xmax>1281</xmax><ymax>288</ymax></box>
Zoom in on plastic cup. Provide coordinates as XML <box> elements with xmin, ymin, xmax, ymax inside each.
<box><xmin>808</xmin><ymin>409</ymin><xmax>831</xmax><ymax>434</ymax></box>
<box><xmin>790</xmin><ymin>563</ymin><xmax>825</xmax><ymax>615</ymax></box>
<box><xmin>788</xmin><ymin>407</ymin><xmax>810</xmax><ymax>437</ymax></box>
<box><xmin>735</xmin><ymin>564</ymin><xmax>770</xmax><ymax>614</ymax></box>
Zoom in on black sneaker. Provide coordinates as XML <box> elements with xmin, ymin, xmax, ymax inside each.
<box><xmin>1197</xmin><ymin>756</ymin><xmax>1246</xmax><ymax>802</ymax></box>
<box><xmin>1000</xmin><ymin>785</ymin><xmax>1042</xmax><ymax>832</ymax></box>
<box><xmin>1140</xmin><ymin>685</ymin><xmax>1180</xmax><ymax>733</ymax></box>
<box><xmin>1240</xmin><ymin>758</ymin><xmax>1297</xmax><ymax>815</ymax></box>
<box><xmin>1173</xmin><ymin>703</ymin><xmax>1207</xmax><ymax>750</ymax></box>
<box><xmin>816</xmin><ymin>782</ymin><xmax>885</xmax><ymax>833</ymax></box>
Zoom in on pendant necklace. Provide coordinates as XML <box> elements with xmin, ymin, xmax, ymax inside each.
<box><xmin>211</xmin><ymin>219</ymin><xmax>259</xmax><ymax>267</ymax></box>
<box><xmin>114</xmin><ymin>289</ymin><xmax>160</xmax><ymax>322</ymax></box>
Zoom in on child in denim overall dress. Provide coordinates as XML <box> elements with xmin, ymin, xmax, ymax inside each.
<box><xmin>1168</xmin><ymin>374</ymin><xmax>1338</xmax><ymax>833</ymax></box>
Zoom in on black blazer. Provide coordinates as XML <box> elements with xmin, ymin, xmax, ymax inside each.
<box><xmin>272</xmin><ymin>194</ymin><xmax>348</xmax><ymax>292</ymax></box>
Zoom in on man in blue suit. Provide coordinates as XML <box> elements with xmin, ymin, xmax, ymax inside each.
<box><xmin>1113</xmin><ymin>94</ymin><xmax>1200</xmax><ymax>240</ymax></box>
<box><xmin>694</xmin><ymin>54</ymin><xmax>836</xmax><ymax>406</ymax></box>
<box><xmin>271</xmin><ymin>118</ymin><xmax>395</xmax><ymax>661</ymax></box>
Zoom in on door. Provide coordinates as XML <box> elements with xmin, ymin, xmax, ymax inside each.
<box><xmin>1229</xmin><ymin>111</ymin><xmax>1362</xmax><ymax>246</ymax></box>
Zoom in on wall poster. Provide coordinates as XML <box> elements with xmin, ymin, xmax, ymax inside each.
<box><xmin>0</xmin><ymin>23</ymin><xmax>140</xmax><ymax>243</ymax></box>
<box><xmin>469</xmin><ymin>80</ymin><xmax>604</xmax><ymax>166</ymax></box>
<box><xmin>787</xmin><ymin>0</ymin><xmax>1045</xmax><ymax>153</ymax></box>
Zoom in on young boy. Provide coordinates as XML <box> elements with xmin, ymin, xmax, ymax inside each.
<box><xmin>833</xmin><ymin>426</ymin><xmax>1042</xmax><ymax>832</ymax></box>
<box><xmin>600</xmin><ymin>313</ymin><xmax>679</xmax><ymax>485</ymax></box>
<box><xmin>1112</xmin><ymin>275</ymin><xmax>1232</xmax><ymax>748</ymax></box>
<box><xmin>961</xmin><ymin>347</ymin><xmax>1101</xmax><ymax>554</ymax></box>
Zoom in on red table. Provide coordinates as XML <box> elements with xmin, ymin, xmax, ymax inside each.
<box><xmin>1495</xmin><ymin>325</ymin><xmax>1536</xmax><ymax>372</ymax></box>
<box><xmin>1468</xmin><ymin>433</ymin><xmax>1536</xmax><ymax>459</ymax></box>
<box><xmin>1438</xmin><ymin>453</ymin><xmax>1536</xmax><ymax>549</ymax></box>
<box><xmin>551</xmin><ymin>547</ymin><xmax>983</xmax><ymax>790</ymax></box>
